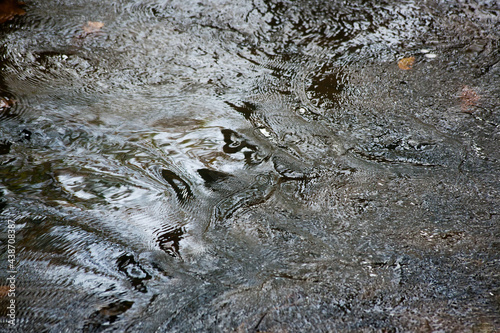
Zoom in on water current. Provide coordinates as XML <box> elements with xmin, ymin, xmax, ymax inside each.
<box><xmin>0</xmin><ymin>0</ymin><xmax>499</xmax><ymax>332</ymax></box>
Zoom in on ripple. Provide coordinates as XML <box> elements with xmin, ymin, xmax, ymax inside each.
<box><xmin>116</xmin><ymin>253</ymin><xmax>151</xmax><ymax>292</ymax></box>
<box><xmin>302</xmin><ymin>65</ymin><xmax>350</xmax><ymax>110</ymax></box>
<box><xmin>84</xmin><ymin>300</ymin><xmax>135</xmax><ymax>332</ymax></box>
<box><xmin>160</xmin><ymin>168</ymin><xmax>194</xmax><ymax>203</ymax></box>
<box><xmin>211</xmin><ymin>172</ymin><xmax>277</xmax><ymax>225</ymax></box>
<box><xmin>0</xmin><ymin>93</ymin><xmax>29</xmax><ymax>121</ymax></box>
<box><xmin>154</xmin><ymin>225</ymin><xmax>185</xmax><ymax>258</ymax></box>
<box><xmin>123</xmin><ymin>0</ymin><xmax>173</xmax><ymax>23</ymax></box>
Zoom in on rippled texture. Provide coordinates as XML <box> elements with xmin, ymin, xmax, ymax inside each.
<box><xmin>0</xmin><ymin>0</ymin><xmax>499</xmax><ymax>332</ymax></box>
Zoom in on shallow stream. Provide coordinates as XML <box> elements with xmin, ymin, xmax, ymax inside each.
<box><xmin>0</xmin><ymin>0</ymin><xmax>499</xmax><ymax>331</ymax></box>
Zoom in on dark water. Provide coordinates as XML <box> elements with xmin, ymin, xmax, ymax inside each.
<box><xmin>0</xmin><ymin>0</ymin><xmax>499</xmax><ymax>332</ymax></box>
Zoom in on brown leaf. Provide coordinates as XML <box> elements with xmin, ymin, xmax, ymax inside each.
<box><xmin>0</xmin><ymin>0</ymin><xmax>26</xmax><ymax>24</ymax></box>
<box><xmin>460</xmin><ymin>85</ymin><xmax>480</xmax><ymax>113</ymax></box>
<box><xmin>0</xmin><ymin>285</ymin><xmax>11</xmax><ymax>298</ymax></box>
<box><xmin>82</xmin><ymin>21</ymin><xmax>104</xmax><ymax>34</ymax></box>
<box><xmin>398</xmin><ymin>56</ymin><xmax>415</xmax><ymax>70</ymax></box>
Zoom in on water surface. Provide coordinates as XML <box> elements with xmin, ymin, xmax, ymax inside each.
<box><xmin>0</xmin><ymin>0</ymin><xmax>499</xmax><ymax>331</ymax></box>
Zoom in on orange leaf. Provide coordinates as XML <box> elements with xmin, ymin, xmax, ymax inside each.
<box><xmin>82</xmin><ymin>21</ymin><xmax>104</xmax><ymax>34</ymax></box>
<box><xmin>460</xmin><ymin>85</ymin><xmax>480</xmax><ymax>113</ymax></box>
<box><xmin>398</xmin><ymin>56</ymin><xmax>415</xmax><ymax>70</ymax></box>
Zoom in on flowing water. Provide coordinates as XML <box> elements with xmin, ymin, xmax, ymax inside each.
<box><xmin>0</xmin><ymin>0</ymin><xmax>499</xmax><ymax>332</ymax></box>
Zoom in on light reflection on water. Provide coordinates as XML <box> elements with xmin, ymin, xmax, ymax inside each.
<box><xmin>0</xmin><ymin>0</ymin><xmax>499</xmax><ymax>331</ymax></box>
